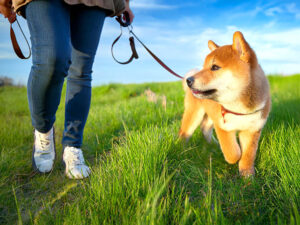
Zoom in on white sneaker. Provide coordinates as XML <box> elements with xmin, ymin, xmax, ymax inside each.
<box><xmin>63</xmin><ymin>147</ymin><xmax>91</xmax><ymax>179</ymax></box>
<box><xmin>33</xmin><ymin>127</ymin><xmax>56</xmax><ymax>173</ymax></box>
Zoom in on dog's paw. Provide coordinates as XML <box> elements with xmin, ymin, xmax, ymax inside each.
<box><xmin>178</xmin><ymin>130</ymin><xmax>191</xmax><ymax>142</ymax></box>
<box><xmin>224</xmin><ymin>148</ymin><xmax>241</xmax><ymax>164</ymax></box>
<box><xmin>239</xmin><ymin>167</ymin><xmax>255</xmax><ymax>177</ymax></box>
<box><xmin>202</xmin><ymin>129</ymin><xmax>219</xmax><ymax>144</ymax></box>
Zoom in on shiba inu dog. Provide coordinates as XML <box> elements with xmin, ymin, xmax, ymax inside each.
<box><xmin>179</xmin><ymin>31</ymin><xmax>271</xmax><ymax>177</ymax></box>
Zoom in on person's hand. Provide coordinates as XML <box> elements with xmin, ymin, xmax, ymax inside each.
<box><xmin>124</xmin><ymin>0</ymin><xmax>134</xmax><ymax>24</ymax></box>
<box><xmin>0</xmin><ymin>0</ymin><xmax>16</xmax><ymax>23</ymax></box>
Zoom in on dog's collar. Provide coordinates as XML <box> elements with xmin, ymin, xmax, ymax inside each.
<box><xmin>221</xmin><ymin>105</ymin><xmax>263</xmax><ymax>123</ymax></box>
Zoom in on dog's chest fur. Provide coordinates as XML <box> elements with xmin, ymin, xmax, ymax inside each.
<box><xmin>217</xmin><ymin>111</ymin><xmax>266</xmax><ymax>132</ymax></box>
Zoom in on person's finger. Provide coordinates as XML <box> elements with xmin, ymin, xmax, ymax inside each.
<box><xmin>128</xmin><ymin>10</ymin><xmax>134</xmax><ymax>23</ymax></box>
<box><xmin>123</xmin><ymin>0</ymin><xmax>134</xmax><ymax>24</ymax></box>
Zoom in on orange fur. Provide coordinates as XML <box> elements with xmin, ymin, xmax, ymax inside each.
<box><xmin>179</xmin><ymin>31</ymin><xmax>271</xmax><ymax>177</ymax></box>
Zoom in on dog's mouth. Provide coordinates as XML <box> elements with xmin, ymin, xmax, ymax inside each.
<box><xmin>191</xmin><ymin>88</ymin><xmax>217</xmax><ymax>96</ymax></box>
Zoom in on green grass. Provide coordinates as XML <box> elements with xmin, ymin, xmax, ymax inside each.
<box><xmin>0</xmin><ymin>75</ymin><xmax>299</xmax><ymax>225</ymax></box>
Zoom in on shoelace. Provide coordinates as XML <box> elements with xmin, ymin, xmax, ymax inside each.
<box><xmin>36</xmin><ymin>134</ymin><xmax>52</xmax><ymax>153</ymax></box>
<box><xmin>66</xmin><ymin>149</ymin><xmax>85</xmax><ymax>166</ymax></box>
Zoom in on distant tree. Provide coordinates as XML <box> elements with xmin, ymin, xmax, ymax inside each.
<box><xmin>0</xmin><ymin>76</ymin><xmax>14</xmax><ymax>87</ymax></box>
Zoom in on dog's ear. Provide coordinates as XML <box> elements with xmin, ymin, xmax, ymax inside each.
<box><xmin>232</xmin><ymin>31</ymin><xmax>251</xmax><ymax>62</ymax></box>
<box><xmin>208</xmin><ymin>40</ymin><xmax>219</xmax><ymax>51</ymax></box>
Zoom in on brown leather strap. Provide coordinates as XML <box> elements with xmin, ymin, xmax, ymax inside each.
<box><xmin>111</xmin><ymin>24</ymin><xmax>184</xmax><ymax>80</ymax></box>
<box><xmin>10</xmin><ymin>19</ymin><xmax>31</xmax><ymax>59</ymax></box>
<box><xmin>111</xmin><ymin>31</ymin><xmax>138</xmax><ymax>65</ymax></box>
<box><xmin>129</xmin><ymin>30</ymin><xmax>184</xmax><ymax>79</ymax></box>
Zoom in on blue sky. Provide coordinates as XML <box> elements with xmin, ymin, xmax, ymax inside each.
<box><xmin>0</xmin><ymin>0</ymin><xmax>299</xmax><ymax>85</ymax></box>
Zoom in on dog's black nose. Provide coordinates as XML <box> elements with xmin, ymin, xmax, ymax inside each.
<box><xmin>186</xmin><ymin>77</ymin><xmax>194</xmax><ymax>88</ymax></box>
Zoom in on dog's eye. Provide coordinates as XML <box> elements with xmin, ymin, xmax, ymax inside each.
<box><xmin>211</xmin><ymin>65</ymin><xmax>221</xmax><ymax>71</ymax></box>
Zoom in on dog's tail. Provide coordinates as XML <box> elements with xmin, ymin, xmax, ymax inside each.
<box><xmin>182</xmin><ymin>69</ymin><xmax>199</xmax><ymax>92</ymax></box>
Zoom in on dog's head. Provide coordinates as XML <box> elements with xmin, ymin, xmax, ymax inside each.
<box><xmin>186</xmin><ymin>31</ymin><xmax>258</xmax><ymax>104</ymax></box>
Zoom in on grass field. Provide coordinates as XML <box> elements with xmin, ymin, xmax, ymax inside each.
<box><xmin>0</xmin><ymin>75</ymin><xmax>299</xmax><ymax>224</ymax></box>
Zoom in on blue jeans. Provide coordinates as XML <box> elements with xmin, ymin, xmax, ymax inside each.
<box><xmin>25</xmin><ymin>0</ymin><xmax>106</xmax><ymax>147</ymax></box>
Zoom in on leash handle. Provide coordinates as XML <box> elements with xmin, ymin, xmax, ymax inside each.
<box><xmin>111</xmin><ymin>26</ymin><xmax>139</xmax><ymax>64</ymax></box>
<box><xmin>116</xmin><ymin>11</ymin><xmax>131</xmax><ymax>27</ymax></box>
<box><xmin>10</xmin><ymin>18</ymin><xmax>31</xmax><ymax>59</ymax></box>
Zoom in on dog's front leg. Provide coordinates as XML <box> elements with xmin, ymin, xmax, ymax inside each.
<box><xmin>238</xmin><ymin>130</ymin><xmax>262</xmax><ymax>177</ymax></box>
<box><xmin>179</xmin><ymin>106</ymin><xmax>205</xmax><ymax>141</ymax></box>
<box><xmin>214</xmin><ymin>126</ymin><xmax>241</xmax><ymax>164</ymax></box>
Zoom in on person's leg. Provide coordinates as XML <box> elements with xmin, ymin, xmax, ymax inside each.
<box><xmin>25</xmin><ymin>0</ymin><xmax>71</xmax><ymax>172</ymax></box>
<box><xmin>26</xmin><ymin>0</ymin><xmax>71</xmax><ymax>133</ymax></box>
<box><xmin>62</xmin><ymin>5</ymin><xmax>106</xmax><ymax>148</ymax></box>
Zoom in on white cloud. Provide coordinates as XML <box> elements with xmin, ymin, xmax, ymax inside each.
<box><xmin>130</xmin><ymin>0</ymin><xmax>176</xmax><ymax>10</ymax></box>
<box><xmin>1</xmin><ymin>2</ymin><xmax>299</xmax><ymax>86</ymax></box>
<box><xmin>98</xmin><ymin>17</ymin><xmax>300</xmax><ymax>76</ymax></box>
<box><xmin>0</xmin><ymin>19</ymin><xmax>10</xmax><ymax>28</ymax></box>
<box><xmin>265</xmin><ymin>7</ymin><xmax>283</xmax><ymax>16</ymax></box>
<box><xmin>226</xmin><ymin>6</ymin><xmax>263</xmax><ymax>20</ymax></box>
<box><xmin>286</xmin><ymin>3</ymin><xmax>300</xmax><ymax>19</ymax></box>
<box><xmin>131</xmin><ymin>3</ymin><xmax>175</xmax><ymax>10</ymax></box>
<box><xmin>263</xmin><ymin>3</ymin><xmax>300</xmax><ymax>19</ymax></box>
<box><xmin>0</xmin><ymin>43</ymin><xmax>11</xmax><ymax>49</ymax></box>
<box><xmin>0</xmin><ymin>52</ymin><xmax>15</xmax><ymax>59</ymax></box>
